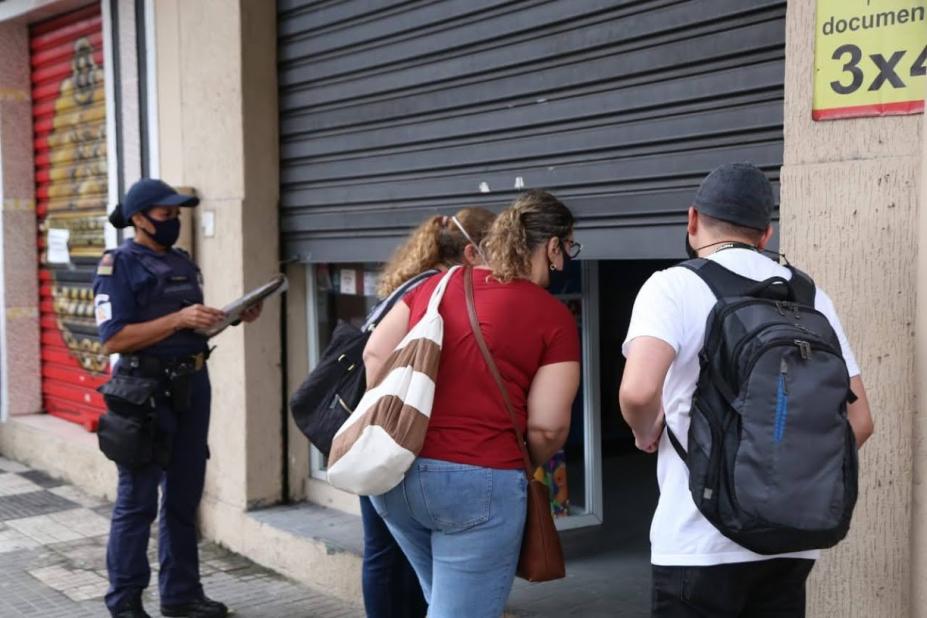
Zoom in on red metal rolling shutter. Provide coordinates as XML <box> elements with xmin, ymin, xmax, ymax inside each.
<box><xmin>31</xmin><ymin>4</ymin><xmax>109</xmax><ymax>431</ymax></box>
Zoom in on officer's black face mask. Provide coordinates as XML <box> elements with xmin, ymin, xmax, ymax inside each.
<box><xmin>143</xmin><ymin>212</ymin><xmax>181</xmax><ymax>247</ymax></box>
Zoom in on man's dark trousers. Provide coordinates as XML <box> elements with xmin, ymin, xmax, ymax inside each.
<box><xmin>652</xmin><ymin>558</ymin><xmax>815</xmax><ymax>617</ymax></box>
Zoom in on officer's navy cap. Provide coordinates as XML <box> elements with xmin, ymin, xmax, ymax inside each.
<box><xmin>113</xmin><ymin>179</ymin><xmax>199</xmax><ymax>227</ymax></box>
<box><xmin>692</xmin><ymin>163</ymin><xmax>774</xmax><ymax>231</ymax></box>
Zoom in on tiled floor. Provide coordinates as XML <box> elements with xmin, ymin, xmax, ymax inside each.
<box><xmin>0</xmin><ymin>456</ymin><xmax>363</xmax><ymax>617</ymax></box>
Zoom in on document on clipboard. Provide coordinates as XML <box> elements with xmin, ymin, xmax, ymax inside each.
<box><xmin>196</xmin><ymin>274</ymin><xmax>288</xmax><ymax>338</ymax></box>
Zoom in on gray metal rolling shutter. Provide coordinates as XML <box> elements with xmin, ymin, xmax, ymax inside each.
<box><xmin>278</xmin><ymin>0</ymin><xmax>786</xmax><ymax>262</ymax></box>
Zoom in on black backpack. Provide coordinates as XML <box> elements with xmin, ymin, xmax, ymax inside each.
<box><xmin>290</xmin><ymin>270</ymin><xmax>437</xmax><ymax>456</ymax></box>
<box><xmin>667</xmin><ymin>258</ymin><xmax>858</xmax><ymax>554</ymax></box>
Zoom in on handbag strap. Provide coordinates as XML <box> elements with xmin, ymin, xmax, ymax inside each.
<box><xmin>463</xmin><ymin>267</ymin><xmax>535</xmax><ymax>477</ymax></box>
<box><xmin>362</xmin><ymin>268</ymin><xmax>439</xmax><ymax>332</ymax></box>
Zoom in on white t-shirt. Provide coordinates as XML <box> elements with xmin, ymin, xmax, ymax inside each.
<box><xmin>622</xmin><ymin>248</ymin><xmax>860</xmax><ymax>567</ymax></box>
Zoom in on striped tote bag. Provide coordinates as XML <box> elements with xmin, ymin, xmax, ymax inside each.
<box><xmin>326</xmin><ymin>266</ymin><xmax>459</xmax><ymax>495</ymax></box>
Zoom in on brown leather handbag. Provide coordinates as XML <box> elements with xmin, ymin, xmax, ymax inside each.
<box><xmin>463</xmin><ymin>267</ymin><xmax>566</xmax><ymax>582</ymax></box>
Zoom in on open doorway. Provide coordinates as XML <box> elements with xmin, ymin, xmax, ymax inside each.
<box><xmin>509</xmin><ymin>259</ymin><xmax>675</xmax><ymax>617</ymax></box>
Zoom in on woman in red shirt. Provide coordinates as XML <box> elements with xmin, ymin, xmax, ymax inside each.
<box><xmin>365</xmin><ymin>190</ymin><xmax>581</xmax><ymax>618</ymax></box>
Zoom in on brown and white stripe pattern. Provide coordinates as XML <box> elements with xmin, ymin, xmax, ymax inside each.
<box><xmin>327</xmin><ymin>267</ymin><xmax>458</xmax><ymax>496</ymax></box>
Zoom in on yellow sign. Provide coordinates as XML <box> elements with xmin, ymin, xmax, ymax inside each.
<box><xmin>813</xmin><ymin>0</ymin><xmax>926</xmax><ymax>120</ymax></box>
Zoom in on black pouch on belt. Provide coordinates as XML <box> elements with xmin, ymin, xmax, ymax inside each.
<box><xmin>169</xmin><ymin>372</ymin><xmax>193</xmax><ymax>411</ymax></box>
<box><xmin>96</xmin><ymin>375</ymin><xmax>160</xmax><ymax>468</ymax></box>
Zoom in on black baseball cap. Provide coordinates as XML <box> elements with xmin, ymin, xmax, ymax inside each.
<box><xmin>109</xmin><ymin>179</ymin><xmax>199</xmax><ymax>228</ymax></box>
<box><xmin>693</xmin><ymin>163</ymin><xmax>774</xmax><ymax>231</ymax></box>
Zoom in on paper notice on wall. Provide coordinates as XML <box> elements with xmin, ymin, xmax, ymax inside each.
<box><xmin>339</xmin><ymin>268</ymin><xmax>357</xmax><ymax>295</ymax></box>
<box><xmin>363</xmin><ymin>271</ymin><xmax>378</xmax><ymax>297</ymax></box>
<box><xmin>47</xmin><ymin>228</ymin><xmax>71</xmax><ymax>264</ymax></box>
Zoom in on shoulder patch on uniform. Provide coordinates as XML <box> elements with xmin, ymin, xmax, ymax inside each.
<box><xmin>97</xmin><ymin>252</ymin><xmax>115</xmax><ymax>276</ymax></box>
<box><xmin>94</xmin><ymin>294</ymin><xmax>112</xmax><ymax>325</ymax></box>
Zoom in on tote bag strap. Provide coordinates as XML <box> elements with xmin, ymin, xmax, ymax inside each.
<box><xmin>425</xmin><ymin>265</ymin><xmax>461</xmax><ymax>316</ymax></box>
<box><xmin>463</xmin><ymin>267</ymin><xmax>534</xmax><ymax>477</ymax></box>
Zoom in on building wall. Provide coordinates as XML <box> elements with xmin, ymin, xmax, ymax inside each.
<box><xmin>781</xmin><ymin>2</ymin><xmax>923</xmax><ymax>617</ymax></box>
<box><xmin>153</xmin><ymin>0</ymin><xmax>282</xmax><ymax>541</ymax></box>
<box><xmin>0</xmin><ymin>19</ymin><xmax>41</xmax><ymax>420</ymax></box>
<box><xmin>913</xmin><ymin>92</ymin><xmax>927</xmax><ymax>618</ymax></box>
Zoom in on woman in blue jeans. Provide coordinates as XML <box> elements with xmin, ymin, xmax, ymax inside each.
<box><xmin>365</xmin><ymin>191</ymin><xmax>581</xmax><ymax>617</ymax></box>
<box><xmin>362</xmin><ymin>207</ymin><xmax>495</xmax><ymax>617</ymax></box>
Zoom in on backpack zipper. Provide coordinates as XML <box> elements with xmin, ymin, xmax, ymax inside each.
<box><xmin>729</xmin><ymin>323</ymin><xmax>803</xmax><ymax>367</ymax></box>
<box><xmin>726</xmin><ymin>322</ymin><xmax>820</xmax><ymax>381</ymax></box>
<box><xmin>774</xmin><ymin>358</ymin><xmax>789</xmax><ymax>443</ymax></box>
<box><xmin>794</xmin><ymin>339</ymin><xmax>812</xmax><ymax>360</ymax></box>
<box><xmin>704</xmin><ymin>299</ymin><xmax>826</xmax><ymax>359</ymax></box>
<box><xmin>739</xmin><ymin>338</ymin><xmax>845</xmax><ymax>388</ymax></box>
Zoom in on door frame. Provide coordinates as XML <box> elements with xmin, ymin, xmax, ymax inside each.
<box><xmin>305</xmin><ymin>261</ymin><xmax>605</xmax><ymax>528</ymax></box>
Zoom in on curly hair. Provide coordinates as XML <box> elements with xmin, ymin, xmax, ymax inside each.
<box><xmin>377</xmin><ymin>207</ymin><xmax>496</xmax><ymax>297</ymax></box>
<box><xmin>482</xmin><ymin>190</ymin><xmax>574</xmax><ymax>283</ymax></box>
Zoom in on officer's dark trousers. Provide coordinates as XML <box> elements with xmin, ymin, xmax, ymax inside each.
<box><xmin>105</xmin><ymin>369</ymin><xmax>210</xmax><ymax>611</ymax></box>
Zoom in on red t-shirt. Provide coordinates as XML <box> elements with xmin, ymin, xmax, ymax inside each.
<box><xmin>403</xmin><ymin>268</ymin><xmax>580</xmax><ymax>469</ymax></box>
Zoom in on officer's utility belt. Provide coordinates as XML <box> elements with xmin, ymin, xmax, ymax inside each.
<box><xmin>96</xmin><ymin>351</ymin><xmax>209</xmax><ymax>469</ymax></box>
<box><xmin>121</xmin><ymin>351</ymin><xmax>209</xmax><ymax>378</ymax></box>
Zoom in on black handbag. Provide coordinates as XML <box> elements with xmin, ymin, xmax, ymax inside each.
<box><xmin>290</xmin><ymin>270</ymin><xmax>437</xmax><ymax>456</ymax></box>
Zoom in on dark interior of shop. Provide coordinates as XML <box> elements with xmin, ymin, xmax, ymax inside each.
<box><xmin>510</xmin><ymin>259</ymin><xmax>675</xmax><ymax>617</ymax></box>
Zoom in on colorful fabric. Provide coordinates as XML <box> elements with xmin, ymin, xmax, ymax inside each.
<box><xmin>534</xmin><ymin>450</ymin><xmax>569</xmax><ymax>517</ymax></box>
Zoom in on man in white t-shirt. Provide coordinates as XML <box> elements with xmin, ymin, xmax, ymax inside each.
<box><xmin>620</xmin><ymin>163</ymin><xmax>874</xmax><ymax>617</ymax></box>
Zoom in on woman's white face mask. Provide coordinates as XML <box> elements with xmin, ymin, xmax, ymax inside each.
<box><xmin>451</xmin><ymin>215</ymin><xmax>488</xmax><ymax>263</ymax></box>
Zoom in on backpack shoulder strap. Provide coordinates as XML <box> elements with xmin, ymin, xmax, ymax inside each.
<box><xmin>677</xmin><ymin>258</ymin><xmax>758</xmax><ymax>299</ymax></box>
<box><xmin>666</xmin><ymin>425</ymin><xmax>687</xmax><ymax>465</ymax></box>
<box><xmin>362</xmin><ymin>269</ymin><xmax>439</xmax><ymax>331</ymax></box>
<box><xmin>786</xmin><ymin>265</ymin><xmax>816</xmax><ymax>306</ymax></box>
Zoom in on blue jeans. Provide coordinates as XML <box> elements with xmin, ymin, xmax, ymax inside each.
<box><xmin>370</xmin><ymin>458</ymin><xmax>527</xmax><ymax>618</ymax></box>
<box><xmin>360</xmin><ymin>496</ymin><xmax>427</xmax><ymax>618</ymax></box>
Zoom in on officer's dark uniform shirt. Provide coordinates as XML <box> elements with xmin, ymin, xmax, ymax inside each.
<box><xmin>93</xmin><ymin>239</ymin><xmax>208</xmax><ymax>358</ymax></box>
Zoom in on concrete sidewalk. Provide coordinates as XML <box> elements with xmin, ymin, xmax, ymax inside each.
<box><xmin>0</xmin><ymin>456</ymin><xmax>363</xmax><ymax>618</ymax></box>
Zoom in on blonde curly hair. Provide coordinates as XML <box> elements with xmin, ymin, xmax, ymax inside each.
<box><xmin>482</xmin><ymin>190</ymin><xmax>574</xmax><ymax>283</ymax></box>
<box><xmin>378</xmin><ymin>207</ymin><xmax>496</xmax><ymax>297</ymax></box>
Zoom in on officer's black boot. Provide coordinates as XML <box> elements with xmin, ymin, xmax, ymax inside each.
<box><xmin>160</xmin><ymin>595</ymin><xmax>229</xmax><ymax>618</ymax></box>
<box><xmin>110</xmin><ymin>596</ymin><xmax>151</xmax><ymax>618</ymax></box>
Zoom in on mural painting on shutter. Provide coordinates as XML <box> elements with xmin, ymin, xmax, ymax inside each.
<box><xmin>31</xmin><ymin>4</ymin><xmax>109</xmax><ymax>431</ymax></box>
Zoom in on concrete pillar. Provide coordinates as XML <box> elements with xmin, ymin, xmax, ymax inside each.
<box><xmin>115</xmin><ymin>0</ymin><xmax>141</xmax><ymax>184</ymax></box>
<box><xmin>154</xmin><ymin>0</ymin><xmax>282</xmax><ymax>529</ymax></box>
<box><xmin>781</xmin><ymin>3</ymin><xmax>922</xmax><ymax>617</ymax></box>
<box><xmin>912</xmin><ymin>89</ymin><xmax>927</xmax><ymax>617</ymax></box>
<box><xmin>285</xmin><ymin>262</ymin><xmax>310</xmax><ymax>500</ymax></box>
<box><xmin>0</xmin><ymin>22</ymin><xmax>42</xmax><ymax>418</ymax></box>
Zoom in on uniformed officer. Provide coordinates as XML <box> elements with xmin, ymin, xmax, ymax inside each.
<box><xmin>94</xmin><ymin>179</ymin><xmax>261</xmax><ymax>618</ymax></box>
